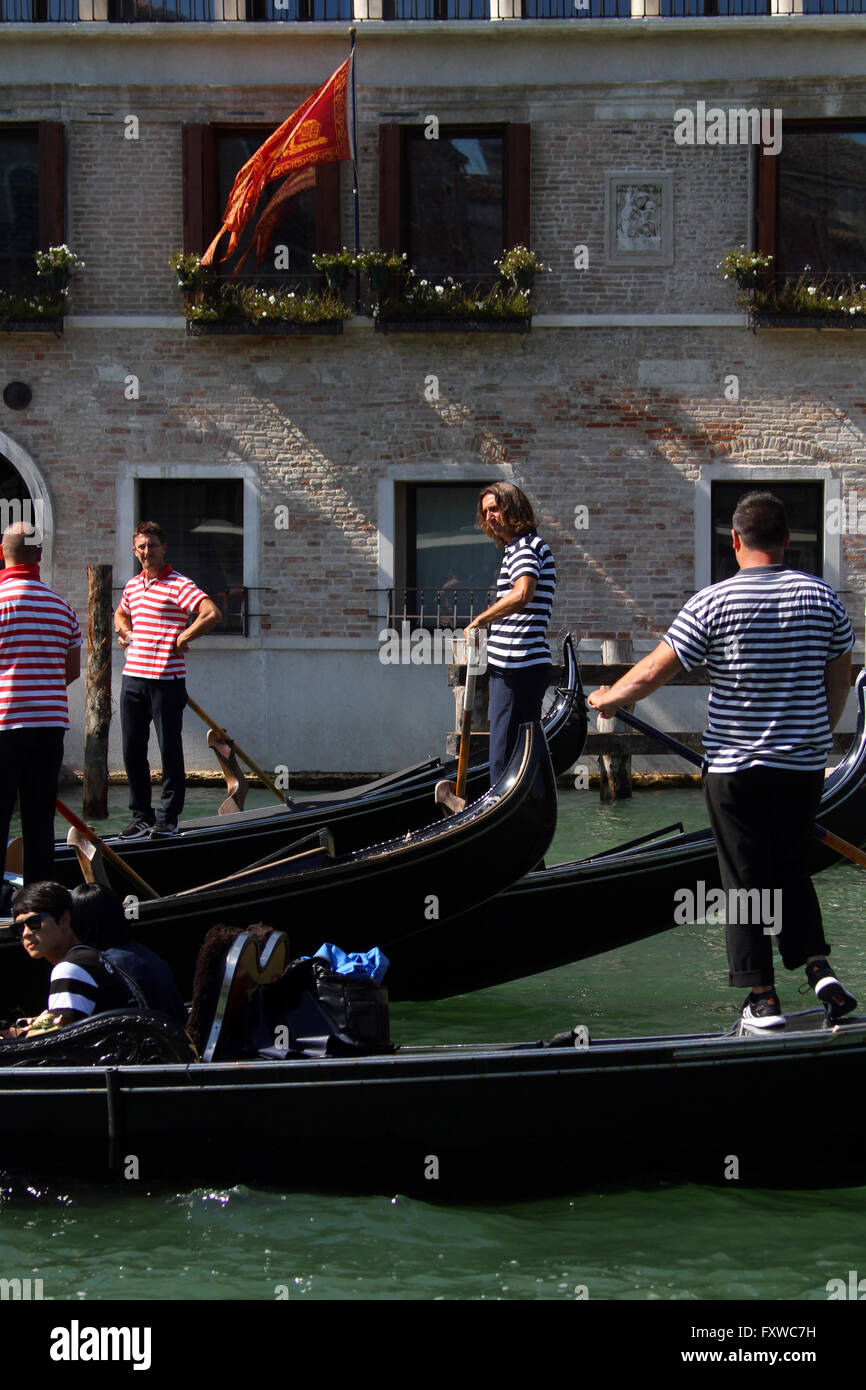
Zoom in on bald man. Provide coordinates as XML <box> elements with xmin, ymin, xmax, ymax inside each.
<box><xmin>0</xmin><ymin>523</ymin><xmax>81</xmax><ymax>883</ymax></box>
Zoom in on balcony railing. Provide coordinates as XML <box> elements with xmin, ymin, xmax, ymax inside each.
<box><xmin>3</xmin><ymin>0</ymin><xmax>865</xmax><ymax>19</ymax></box>
<box><xmin>369</xmin><ymin>587</ymin><xmax>494</xmax><ymax>629</ymax></box>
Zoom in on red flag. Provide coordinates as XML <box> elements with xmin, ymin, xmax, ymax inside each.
<box><xmin>202</xmin><ymin>56</ymin><xmax>352</xmax><ymax>267</ymax></box>
<box><xmin>237</xmin><ymin>166</ymin><xmax>318</xmax><ymax>274</ymax></box>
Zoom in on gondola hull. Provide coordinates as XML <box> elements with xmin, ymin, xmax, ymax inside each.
<box><xmin>44</xmin><ymin>636</ymin><xmax>586</xmax><ymax>898</ymax></box>
<box><xmin>385</xmin><ymin>669</ymin><xmax>866</xmax><ymax>999</ymax></box>
<box><xmin>0</xmin><ymin>1010</ymin><xmax>863</xmax><ymax>1194</ymax></box>
<box><xmin>0</xmin><ymin>721</ymin><xmax>556</xmax><ymax>1017</ymax></box>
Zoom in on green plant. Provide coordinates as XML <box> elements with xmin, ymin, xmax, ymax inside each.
<box><xmin>169</xmin><ymin>251</ymin><xmax>208</xmax><ymax>290</ymax></box>
<box><xmin>751</xmin><ymin>272</ymin><xmax>866</xmax><ymax>318</ymax></box>
<box><xmin>352</xmin><ymin>250</ymin><xmax>406</xmax><ymax>272</ymax></box>
<box><xmin>183</xmin><ymin>284</ymin><xmax>351</xmax><ymax>325</ymax></box>
<box><xmin>495</xmin><ymin>246</ymin><xmax>548</xmax><ymax>281</ymax></box>
<box><xmin>376</xmin><ymin>273</ymin><xmax>531</xmax><ymax>322</ymax></box>
<box><xmin>34</xmin><ymin>245</ymin><xmax>85</xmax><ymax>275</ymax></box>
<box><xmin>312</xmin><ymin>248</ymin><xmax>356</xmax><ymax>272</ymax></box>
<box><xmin>0</xmin><ymin>288</ymin><xmax>67</xmax><ymax>322</ymax></box>
<box><xmin>718</xmin><ymin>246</ymin><xmax>773</xmax><ymax>292</ymax></box>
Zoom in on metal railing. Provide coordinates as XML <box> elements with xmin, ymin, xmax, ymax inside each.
<box><xmin>369</xmin><ymin>586</ymin><xmax>494</xmax><ymax>629</ymax></box>
<box><xmin>4</xmin><ymin>0</ymin><xmax>866</xmax><ymax>17</ymax></box>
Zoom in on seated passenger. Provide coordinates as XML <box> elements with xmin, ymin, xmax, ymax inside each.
<box><xmin>69</xmin><ymin>883</ymin><xmax>187</xmax><ymax>1024</ymax></box>
<box><xmin>5</xmin><ymin>881</ymin><xmax>142</xmax><ymax>1036</ymax></box>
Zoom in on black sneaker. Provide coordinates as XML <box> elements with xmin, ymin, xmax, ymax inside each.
<box><xmin>150</xmin><ymin>818</ymin><xmax>178</xmax><ymax>839</ymax></box>
<box><xmin>806</xmin><ymin>960</ymin><xmax>857</xmax><ymax>1022</ymax></box>
<box><xmin>741</xmin><ymin>989</ymin><xmax>786</xmax><ymax>1029</ymax></box>
<box><xmin>119</xmin><ymin>818</ymin><xmax>154</xmax><ymax>841</ymax></box>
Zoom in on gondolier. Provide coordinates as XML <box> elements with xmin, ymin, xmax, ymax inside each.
<box><xmin>464</xmin><ymin>483</ymin><xmax>556</xmax><ymax>787</ymax></box>
<box><xmin>588</xmin><ymin>491</ymin><xmax>857</xmax><ymax>1028</ymax></box>
<box><xmin>114</xmin><ymin>521</ymin><xmax>220</xmax><ymax>839</ymax></box>
<box><xmin>0</xmin><ymin>523</ymin><xmax>81</xmax><ymax>885</ymax></box>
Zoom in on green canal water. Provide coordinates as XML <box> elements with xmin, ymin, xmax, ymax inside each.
<box><xmin>4</xmin><ymin>784</ymin><xmax>866</xmax><ymax>1307</ymax></box>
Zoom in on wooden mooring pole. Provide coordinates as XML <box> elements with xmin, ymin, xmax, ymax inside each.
<box><xmin>598</xmin><ymin>637</ymin><xmax>633</xmax><ymax>802</ymax></box>
<box><xmin>82</xmin><ymin>564</ymin><xmax>112</xmax><ymax>820</ymax></box>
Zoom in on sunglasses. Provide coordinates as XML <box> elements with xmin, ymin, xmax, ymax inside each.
<box><xmin>10</xmin><ymin>912</ymin><xmax>51</xmax><ymax>939</ymax></box>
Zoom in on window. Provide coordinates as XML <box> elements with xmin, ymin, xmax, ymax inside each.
<box><xmin>0</xmin><ymin>125</ymin><xmax>64</xmax><ymax>291</ymax></box>
<box><xmin>379</xmin><ymin>123</ymin><xmax>530</xmax><ymax>279</ymax></box>
<box><xmin>108</xmin><ymin>0</ymin><xmax>213</xmax><ymax>18</ymax></box>
<box><xmin>182</xmin><ymin>125</ymin><xmax>341</xmax><ymax>285</ymax></box>
<box><xmin>757</xmin><ymin>123</ymin><xmax>866</xmax><ymax>288</ymax></box>
<box><xmin>710</xmin><ymin>480</ymin><xmax>824</xmax><ymax>583</ymax></box>
<box><xmin>394</xmin><ymin>482</ymin><xmax>499</xmax><ymax>627</ymax></box>
<box><xmin>246</xmin><ymin>0</ymin><xmax>352</xmax><ymax>17</ymax></box>
<box><xmin>136</xmin><ymin>479</ymin><xmax>247</xmax><ymax>635</ymax></box>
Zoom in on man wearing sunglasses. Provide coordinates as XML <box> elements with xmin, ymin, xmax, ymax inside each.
<box><xmin>3</xmin><ymin>882</ymin><xmax>139</xmax><ymax>1037</ymax></box>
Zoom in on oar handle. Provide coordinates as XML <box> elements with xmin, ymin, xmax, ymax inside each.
<box><xmin>186</xmin><ymin>696</ymin><xmax>284</xmax><ymax>804</ymax></box>
<box><xmin>612</xmin><ymin>708</ymin><xmax>866</xmax><ymax>871</ymax></box>
<box><xmin>613</xmin><ymin>707</ymin><xmax>706</xmax><ymax>771</ymax></box>
<box><xmin>55</xmin><ymin>800</ymin><xmax>159</xmax><ymax>900</ymax></box>
<box><xmin>455</xmin><ymin>636</ymin><xmax>480</xmax><ymax>801</ymax></box>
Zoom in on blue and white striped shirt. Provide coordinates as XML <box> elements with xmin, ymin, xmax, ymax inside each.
<box><xmin>664</xmin><ymin>566</ymin><xmax>854</xmax><ymax>773</ymax></box>
<box><xmin>487</xmin><ymin>531</ymin><xmax>556</xmax><ymax>671</ymax></box>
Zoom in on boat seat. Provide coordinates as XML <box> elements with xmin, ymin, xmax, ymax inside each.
<box><xmin>0</xmin><ymin>1009</ymin><xmax>197</xmax><ymax>1067</ymax></box>
<box><xmin>188</xmin><ymin>925</ymin><xmax>290</xmax><ymax>1063</ymax></box>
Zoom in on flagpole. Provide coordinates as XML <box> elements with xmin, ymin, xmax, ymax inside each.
<box><xmin>349</xmin><ymin>25</ymin><xmax>360</xmax><ymax>315</ymax></box>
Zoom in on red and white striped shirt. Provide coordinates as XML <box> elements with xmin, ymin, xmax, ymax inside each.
<box><xmin>0</xmin><ymin>564</ymin><xmax>82</xmax><ymax>730</ymax></box>
<box><xmin>120</xmin><ymin>565</ymin><xmax>209</xmax><ymax>680</ymax></box>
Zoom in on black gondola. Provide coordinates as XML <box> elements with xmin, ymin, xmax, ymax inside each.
<box><xmin>0</xmin><ymin>1006</ymin><xmax>863</xmax><ymax>1194</ymax></box>
<box><xmin>43</xmin><ymin>635</ymin><xmax>585</xmax><ymax>897</ymax></box>
<box><xmin>0</xmin><ymin>720</ymin><xmax>556</xmax><ymax>1017</ymax></box>
<box><xmin>384</xmin><ymin>669</ymin><xmax>866</xmax><ymax>1000</ymax></box>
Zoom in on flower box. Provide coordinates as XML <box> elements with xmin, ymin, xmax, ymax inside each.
<box><xmin>375</xmin><ymin>317</ymin><xmax>531</xmax><ymax>335</ymax></box>
<box><xmin>186</xmin><ymin>319</ymin><xmax>344</xmax><ymax>337</ymax></box>
<box><xmin>0</xmin><ymin>318</ymin><xmax>64</xmax><ymax>334</ymax></box>
<box><xmin>748</xmin><ymin>312</ymin><xmax>866</xmax><ymax>331</ymax></box>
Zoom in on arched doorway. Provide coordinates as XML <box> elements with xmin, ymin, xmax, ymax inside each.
<box><xmin>0</xmin><ymin>432</ymin><xmax>53</xmax><ymax>577</ymax></box>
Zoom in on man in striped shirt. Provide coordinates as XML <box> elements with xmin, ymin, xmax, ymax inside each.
<box><xmin>464</xmin><ymin>483</ymin><xmax>556</xmax><ymax>787</ymax></box>
<box><xmin>114</xmin><ymin>521</ymin><xmax>220</xmax><ymax>839</ymax></box>
<box><xmin>0</xmin><ymin>523</ymin><xmax>81</xmax><ymax>883</ymax></box>
<box><xmin>588</xmin><ymin>492</ymin><xmax>857</xmax><ymax>1028</ymax></box>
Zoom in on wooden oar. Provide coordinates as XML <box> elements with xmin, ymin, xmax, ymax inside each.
<box><xmin>206</xmin><ymin>727</ymin><xmax>249</xmax><ymax>815</ymax></box>
<box><xmin>54</xmin><ymin>800</ymin><xmax>159</xmax><ymax>900</ymax></box>
<box><xmin>435</xmin><ymin>635</ymin><xmax>480</xmax><ymax>816</ymax></box>
<box><xmin>611</xmin><ymin>706</ymin><xmax>866</xmax><ymax>870</ymax></box>
<box><xmin>186</xmin><ymin>696</ymin><xmax>284</xmax><ymax>805</ymax></box>
<box><xmin>3</xmin><ymin>837</ymin><xmax>23</xmax><ymax>877</ymax></box>
<box><xmin>66</xmin><ymin>826</ymin><xmax>111</xmax><ymax>887</ymax></box>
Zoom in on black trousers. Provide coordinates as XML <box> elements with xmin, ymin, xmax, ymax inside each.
<box><xmin>488</xmin><ymin>664</ymin><xmax>551</xmax><ymax>788</ymax></box>
<box><xmin>120</xmin><ymin>676</ymin><xmax>188</xmax><ymax>824</ymax></box>
<box><xmin>704</xmin><ymin>766</ymin><xmax>828</xmax><ymax>989</ymax></box>
<box><xmin>0</xmin><ymin>726</ymin><xmax>65</xmax><ymax>884</ymax></box>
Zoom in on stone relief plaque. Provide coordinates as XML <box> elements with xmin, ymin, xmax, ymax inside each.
<box><xmin>605</xmin><ymin>172</ymin><xmax>673</xmax><ymax>266</ymax></box>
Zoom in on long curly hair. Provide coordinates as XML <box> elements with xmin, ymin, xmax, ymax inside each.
<box><xmin>476</xmin><ymin>482</ymin><xmax>536</xmax><ymax>548</ymax></box>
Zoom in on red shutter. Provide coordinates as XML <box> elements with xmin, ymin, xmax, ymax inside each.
<box><xmin>379</xmin><ymin>124</ymin><xmax>404</xmax><ymax>254</ymax></box>
<box><xmin>504</xmin><ymin>123</ymin><xmax>531</xmax><ymax>252</ymax></box>
<box><xmin>38</xmin><ymin>123</ymin><xmax>65</xmax><ymax>251</ymax></box>
<box><xmin>755</xmin><ymin>147</ymin><xmax>776</xmax><ymax>290</ymax></box>
<box><xmin>316</xmin><ymin>162</ymin><xmax>342</xmax><ymax>254</ymax></box>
